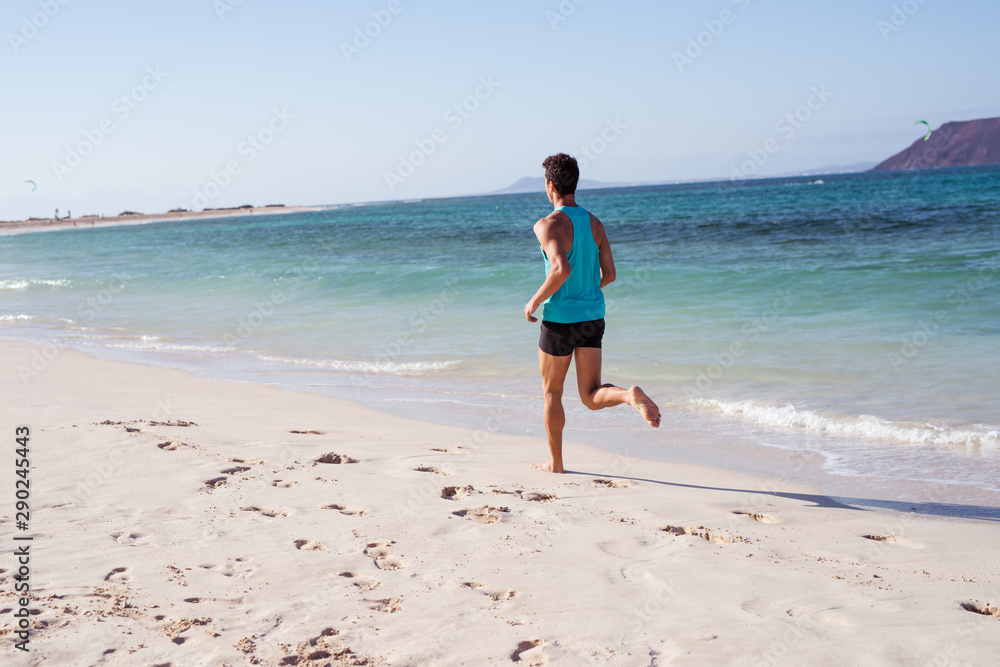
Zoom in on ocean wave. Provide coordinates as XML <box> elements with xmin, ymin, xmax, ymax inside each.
<box><xmin>98</xmin><ymin>337</ymin><xmax>237</xmax><ymax>354</ymax></box>
<box><xmin>0</xmin><ymin>278</ymin><xmax>72</xmax><ymax>290</ymax></box>
<box><xmin>688</xmin><ymin>397</ymin><xmax>999</xmax><ymax>448</ymax></box>
<box><xmin>257</xmin><ymin>354</ymin><xmax>460</xmax><ymax>376</ymax></box>
<box><xmin>0</xmin><ymin>314</ymin><xmax>35</xmax><ymax>322</ymax></box>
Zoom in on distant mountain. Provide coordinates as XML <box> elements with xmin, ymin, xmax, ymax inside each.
<box><xmin>492</xmin><ymin>161</ymin><xmax>877</xmax><ymax>196</ymax></box>
<box><xmin>872</xmin><ymin>117</ymin><xmax>1000</xmax><ymax>171</ymax></box>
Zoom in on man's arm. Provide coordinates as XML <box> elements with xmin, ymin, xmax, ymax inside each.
<box><xmin>524</xmin><ymin>216</ymin><xmax>571</xmax><ymax>322</ymax></box>
<box><xmin>591</xmin><ymin>213</ymin><xmax>616</xmax><ymax>289</ymax></box>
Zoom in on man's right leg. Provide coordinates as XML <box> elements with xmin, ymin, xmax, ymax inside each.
<box><xmin>533</xmin><ymin>348</ymin><xmax>573</xmax><ymax>473</ymax></box>
<box><xmin>574</xmin><ymin>347</ymin><xmax>661</xmax><ymax>427</ymax></box>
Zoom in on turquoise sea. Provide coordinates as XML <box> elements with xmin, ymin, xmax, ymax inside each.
<box><xmin>2</xmin><ymin>165</ymin><xmax>999</xmax><ymax>514</ymax></box>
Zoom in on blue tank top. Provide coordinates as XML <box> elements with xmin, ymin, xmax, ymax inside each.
<box><xmin>541</xmin><ymin>205</ymin><xmax>605</xmax><ymax>323</ymax></box>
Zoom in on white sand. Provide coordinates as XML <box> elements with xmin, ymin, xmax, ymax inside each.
<box><xmin>1</xmin><ymin>339</ymin><xmax>999</xmax><ymax>665</ymax></box>
<box><xmin>0</xmin><ymin>206</ymin><xmax>321</xmax><ymax>237</ymax></box>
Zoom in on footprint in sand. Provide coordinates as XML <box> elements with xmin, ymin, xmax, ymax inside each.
<box><xmin>272</xmin><ymin>480</ymin><xmax>296</xmax><ymax>488</ymax></box>
<box><xmin>104</xmin><ymin>567</ymin><xmax>131</xmax><ymax>583</ymax></box>
<box><xmin>315</xmin><ymin>452</ymin><xmax>359</xmax><ymax>464</ymax></box>
<box><xmin>375</xmin><ymin>558</ymin><xmax>405</xmax><ymax>571</ymax></box>
<box><xmin>193</xmin><ymin>558</ymin><xmax>258</xmax><ymax>579</ymax></box>
<box><xmin>294</xmin><ymin>539</ymin><xmax>327</xmax><ymax>551</ymax></box>
<box><xmin>441</xmin><ymin>485</ymin><xmax>475</xmax><ymax>500</ymax></box>
<box><xmin>519</xmin><ymin>491</ymin><xmax>558</xmax><ymax>502</ymax></box>
<box><xmin>593</xmin><ymin>478</ymin><xmax>634</xmax><ymax>488</ymax></box>
<box><xmin>279</xmin><ymin>628</ymin><xmax>358</xmax><ymax>666</ymax></box>
<box><xmin>277</xmin><ymin>628</ymin><xmax>350</xmax><ymax>665</ymax></box>
<box><xmin>462</xmin><ymin>582</ymin><xmax>518</xmax><ymax>601</ymax></box>
<box><xmin>862</xmin><ymin>534</ymin><xmax>923</xmax><ymax>549</ymax></box>
<box><xmin>150</xmin><ymin>616</ymin><xmax>212</xmax><ymax>650</ymax></box>
<box><xmin>453</xmin><ymin>506</ymin><xmax>508</xmax><ymax>524</ymax></box>
<box><xmin>235</xmin><ymin>637</ymin><xmax>257</xmax><ymax>660</ymax></box>
<box><xmin>205</xmin><ymin>477</ymin><xmax>228</xmax><ymax>489</ymax></box>
<box><xmin>157</xmin><ymin>441</ymin><xmax>182</xmax><ymax>451</ymax></box>
<box><xmin>340</xmin><ymin>572</ymin><xmax>382</xmax><ymax>591</ymax></box>
<box><xmin>221</xmin><ymin>557</ymin><xmax>260</xmax><ymax>579</ymax></box>
<box><xmin>511</xmin><ymin>639</ymin><xmax>547</xmax><ymax>665</ymax></box>
<box><xmin>662</xmin><ymin>525</ymin><xmax>740</xmax><ymax>545</ymax></box>
<box><xmin>367</xmin><ymin>597</ymin><xmax>403</xmax><ymax>613</ymax></box>
<box><xmin>111</xmin><ymin>532</ymin><xmax>150</xmax><ymax>546</ymax></box>
<box><xmin>364</xmin><ymin>541</ymin><xmax>406</xmax><ymax>570</ymax></box>
<box><xmin>240</xmin><ymin>506</ymin><xmax>288</xmax><ymax>518</ymax></box>
<box><xmin>149</xmin><ymin>419</ymin><xmax>197</xmax><ymax>427</ymax></box>
<box><xmin>961</xmin><ymin>600</ymin><xmax>1000</xmax><ymax>618</ymax></box>
<box><xmin>221</xmin><ymin>466</ymin><xmax>252</xmax><ymax>475</ymax></box>
<box><xmin>416</xmin><ymin>465</ymin><xmax>451</xmax><ymax>476</ymax></box>
<box><xmin>363</xmin><ymin>543</ymin><xmax>393</xmax><ymax>559</ymax></box>
<box><xmin>732</xmin><ymin>510</ymin><xmax>776</xmax><ymax>524</ymax></box>
<box><xmin>322</xmin><ymin>504</ymin><xmax>366</xmax><ymax>516</ymax></box>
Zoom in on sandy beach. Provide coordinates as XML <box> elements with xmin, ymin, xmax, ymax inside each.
<box><xmin>0</xmin><ymin>206</ymin><xmax>321</xmax><ymax>237</ymax></box>
<box><xmin>0</xmin><ymin>338</ymin><xmax>998</xmax><ymax>665</ymax></box>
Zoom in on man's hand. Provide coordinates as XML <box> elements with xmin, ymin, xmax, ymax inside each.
<box><xmin>524</xmin><ymin>299</ymin><xmax>539</xmax><ymax>323</ymax></box>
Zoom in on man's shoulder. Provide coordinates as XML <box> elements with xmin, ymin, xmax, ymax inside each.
<box><xmin>542</xmin><ymin>208</ymin><xmax>571</xmax><ymax>222</ymax></box>
<box><xmin>588</xmin><ymin>211</ymin><xmax>607</xmax><ymax>243</ymax></box>
<box><xmin>535</xmin><ymin>210</ymin><xmax>570</xmax><ymax>230</ymax></box>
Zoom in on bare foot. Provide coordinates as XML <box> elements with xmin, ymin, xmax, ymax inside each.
<box><xmin>531</xmin><ymin>460</ymin><xmax>564</xmax><ymax>474</ymax></box>
<box><xmin>628</xmin><ymin>386</ymin><xmax>661</xmax><ymax>428</ymax></box>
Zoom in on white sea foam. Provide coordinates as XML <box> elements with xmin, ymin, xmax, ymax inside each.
<box><xmin>0</xmin><ymin>314</ymin><xmax>34</xmax><ymax>322</ymax></box>
<box><xmin>257</xmin><ymin>354</ymin><xmax>459</xmax><ymax>376</ymax></box>
<box><xmin>688</xmin><ymin>397</ymin><xmax>999</xmax><ymax>449</ymax></box>
<box><xmin>98</xmin><ymin>337</ymin><xmax>237</xmax><ymax>354</ymax></box>
<box><xmin>0</xmin><ymin>278</ymin><xmax>71</xmax><ymax>290</ymax></box>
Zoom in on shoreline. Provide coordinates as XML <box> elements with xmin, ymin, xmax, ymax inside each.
<box><xmin>3</xmin><ymin>327</ymin><xmax>998</xmax><ymax>520</ymax></box>
<box><xmin>25</xmin><ymin>332</ymin><xmax>1000</xmax><ymax>520</ymax></box>
<box><xmin>0</xmin><ymin>205</ymin><xmax>322</xmax><ymax>236</ymax></box>
<box><xmin>2</xmin><ymin>338</ymin><xmax>999</xmax><ymax>664</ymax></box>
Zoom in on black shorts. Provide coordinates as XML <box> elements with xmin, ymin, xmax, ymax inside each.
<box><xmin>539</xmin><ymin>319</ymin><xmax>605</xmax><ymax>357</ymax></box>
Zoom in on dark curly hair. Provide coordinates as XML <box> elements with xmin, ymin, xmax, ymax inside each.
<box><xmin>542</xmin><ymin>153</ymin><xmax>579</xmax><ymax>196</ymax></box>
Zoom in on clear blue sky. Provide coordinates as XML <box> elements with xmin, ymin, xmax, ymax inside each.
<box><xmin>2</xmin><ymin>0</ymin><xmax>997</xmax><ymax>220</ymax></box>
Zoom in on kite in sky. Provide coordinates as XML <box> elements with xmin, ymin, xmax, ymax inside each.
<box><xmin>915</xmin><ymin>120</ymin><xmax>932</xmax><ymax>141</ymax></box>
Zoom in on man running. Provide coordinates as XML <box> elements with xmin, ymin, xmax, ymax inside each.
<box><xmin>523</xmin><ymin>153</ymin><xmax>660</xmax><ymax>474</ymax></box>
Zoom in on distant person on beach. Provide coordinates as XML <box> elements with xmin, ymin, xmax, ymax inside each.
<box><xmin>523</xmin><ymin>153</ymin><xmax>660</xmax><ymax>473</ymax></box>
